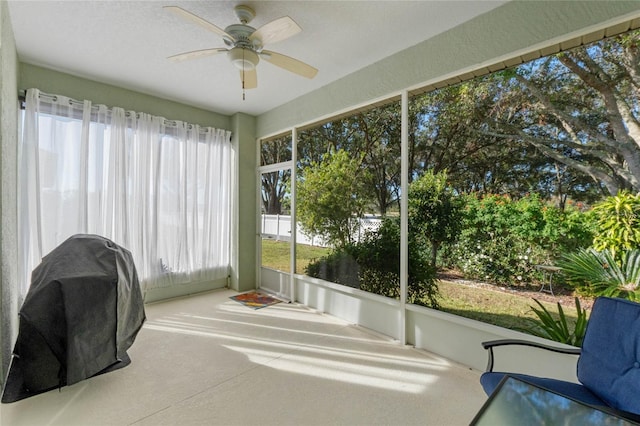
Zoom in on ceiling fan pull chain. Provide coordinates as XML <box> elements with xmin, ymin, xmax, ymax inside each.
<box><xmin>242</xmin><ymin>48</ymin><xmax>246</xmax><ymax>100</ymax></box>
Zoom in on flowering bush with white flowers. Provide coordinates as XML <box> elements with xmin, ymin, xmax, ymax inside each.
<box><xmin>441</xmin><ymin>194</ymin><xmax>595</xmax><ymax>286</ymax></box>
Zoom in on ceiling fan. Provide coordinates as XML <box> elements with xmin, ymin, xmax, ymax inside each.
<box><xmin>165</xmin><ymin>4</ymin><xmax>318</xmax><ymax>95</ymax></box>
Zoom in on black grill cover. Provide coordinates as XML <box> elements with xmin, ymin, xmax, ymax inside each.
<box><xmin>1</xmin><ymin>234</ymin><xmax>146</xmax><ymax>403</ymax></box>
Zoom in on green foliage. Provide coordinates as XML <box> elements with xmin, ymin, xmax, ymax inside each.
<box><xmin>591</xmin><ymin>191</ymin><xmax>640</xmax><ymax>258</ymax></box>
<box><xmin>305</xmin><ymin>218</ymin><xmax>439</xmax><ymax>308</ymax></box>
<box><xmin>557</xmin><ymin>248</ymin><xmax>640</xmax><ymax>301</ymax></box>
<box><xmin>302</xmin><ymin>171</ymin><xmax>460</xmax><ymax>308</ymax></box>
<box><xmin>408</xmin><ymin>170</ymin><xmax>464</xmax><ymax>267</ymax></box>
<box><xmin>540</xmin><ymin>203</ymin><xmax>596</xmax><ymax>254</ymax></box>
<box><xmin>523</xmin><ymin>298</ymin><xmax>588</xmax><ymax>347</ymax></box>
<box><xmin>446</xmin><ymin>194</ymin><xmax>594</xmax><ymax>284</ymax></box>
<box><xmin>303</xmin><ymin>249</ymin><xmax>360</xmax><ymax>288</ymax></box>
<box><xmin>296</xmin><ymin>149</ymin><xmax>372</xmax><ymax>248</ymax></box>
<box><xmin>297</xmin><ymin>102</ymin><xmax>402</xmax><ymax>215</ymax></box>
<box><xmin>354</xmin><ymin>218</ymin><xmax>439</xmax><ymax>307</ymax></box>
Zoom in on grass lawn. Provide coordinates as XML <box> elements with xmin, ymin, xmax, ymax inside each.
<box><xmin>262</xmin><ymin>240</ymin><xmax>584</xmax><ymax>334</ymax></box>
<box><xmin>261</xmin><ymin>239</ymin><xmax>330</xmax><ymax>273</ymax></box>
<box><xmin>437</xmin><ymin>280</ymin><xmax>582</xmax><ymax>332</ymax></box>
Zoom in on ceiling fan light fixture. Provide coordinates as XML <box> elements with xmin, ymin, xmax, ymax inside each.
<box><xmin>228</xmin><ymin>47</ymin><xmax>259</xmax><ymax>70</ymax></box>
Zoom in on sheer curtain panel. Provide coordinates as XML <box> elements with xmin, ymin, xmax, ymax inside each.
<box><xmin>18</xmin><ymin>88</ymin><xmax>233</xmax><ymax>299</ymax></box>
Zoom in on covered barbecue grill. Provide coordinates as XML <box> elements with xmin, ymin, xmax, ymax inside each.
<box><xmin>1</xmin><ymin>234</ymin><xmax>146</xmax><ymax>403</ymax></box>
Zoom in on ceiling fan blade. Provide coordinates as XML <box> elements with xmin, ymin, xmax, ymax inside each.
<box><xmin>260</xmin><ymin>50</ymin><xmax>318</xmax><ymax>79</ymax></box>
<box><xmin>164</xmin><ymin>6</ymin><xmax>234</xmax><ymax>41</ymax></box>
<box><xmin>168</xmin><ymin>48</ymin><xmax>227</xmax><ymax>62</ymax></box>
<box><xmin>250</xmin><ymin>16</ymin><xmax>301</xmax><ymax>45</ymax></box>
<box><xmin>240</xmin><ymin>69</ymin><xmax>258</xmax><ymax>89</ymax></box>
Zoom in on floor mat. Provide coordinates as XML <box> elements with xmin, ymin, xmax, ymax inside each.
<box><xmin>230</xmin><ymin>291</ymin><xmax>282</xmax><ymax>309</ymax></box>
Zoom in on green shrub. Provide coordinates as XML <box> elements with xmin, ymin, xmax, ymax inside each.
<box><xmin>592</xmin><ymin>191</ymin><xmax>640</xmax><ymax>258</ymax></box>
<box><xmin>304</xmin><ymin>249</ymin><xmax>360</xmax><ymax>287</ymax></box>
<box><xmin>305</xmin><ymin>218</ymin><xmax>439</xmax><ymax>308</ymax></box>
<box><xmin>446</xmin><ymin>194</ymin><xmax>594</xmax><ymax>285</ymax></box>
<box><xmin>540</xmin><ymin>203</ymin><xmax>596</xmax><ymax>254</ymax></box>
<box><xmin>449</xmin><ymin>235</ymin><xmax>546</xmax><ymax>285</ymax></box>
<box><xmin>357</xmin><ymin>268</ymin><xmax>436</xmax><ymax>306</ymax></box>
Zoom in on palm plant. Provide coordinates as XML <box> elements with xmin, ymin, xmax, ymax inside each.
<box><xmin>557</xmin><ymin>248</ymin><xmax>640</xmax><ymax>301</ymax></box>
<box><xmin>524</xmin><ymin>297</ymin><xmax>588</xmax><ymax>347</ymax></box>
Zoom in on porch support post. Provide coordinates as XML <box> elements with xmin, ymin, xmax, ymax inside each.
<box><xmin>231</xmin><ymin>112</ymin><xmax>257</xmax><ymax>292</ymax></box>
<box><xmin>400</xmin><ymin>90</ymin><xmax>409</xmax><ymax>345</ymax></box>
<box><xmin>290</xmin><ymin>127</ymin><xmax>298</xmax><ymax>302</ymax></box>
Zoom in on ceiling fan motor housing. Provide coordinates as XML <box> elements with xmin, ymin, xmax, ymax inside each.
<box><xmin>224</xmin><ymin>24</ymin><xmax>264</xmax><ymax>56</ymax></box>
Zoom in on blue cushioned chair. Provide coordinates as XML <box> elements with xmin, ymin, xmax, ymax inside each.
<box><xmin>480</xmin><ymin>297</ymin><xmax>640</xmax><ymax>418</ymax></box>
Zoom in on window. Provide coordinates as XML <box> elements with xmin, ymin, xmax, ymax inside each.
<box><xmin>18</xmin><ymin>89</ymin><xmax>233</xmax><ymax>296</ymax></box>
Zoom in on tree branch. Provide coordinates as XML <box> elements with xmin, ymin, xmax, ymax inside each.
<box><xmin>559</xmin><ymin>53</ymin><xmax>640</xmax><ymax>151</ymax></box>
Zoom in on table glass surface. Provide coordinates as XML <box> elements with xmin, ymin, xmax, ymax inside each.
<box><xmin>471</xmin><ymin>376</ymin><xmax>639</xmax><ymax>426</ymax></box>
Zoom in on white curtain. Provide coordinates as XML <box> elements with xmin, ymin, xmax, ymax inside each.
<box><xmin>18</xmin><ymin>88</ymin><xmax>233</xmax><ymax>299</ymax></box>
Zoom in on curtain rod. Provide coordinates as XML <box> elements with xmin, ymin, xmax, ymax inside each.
<box><xmin>18</xmin><ymin>89</ymin><xmax>222</xmax><ymax>132</ymax></box>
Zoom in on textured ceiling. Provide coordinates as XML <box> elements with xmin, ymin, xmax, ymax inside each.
<box><xmin>7</xmin><ymin>1</ymin><xmax>506</xmax><ymax>116</ymax></box>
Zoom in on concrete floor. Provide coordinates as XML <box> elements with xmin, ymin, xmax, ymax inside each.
<box><xmin>1</xmin><ymin>288</ymin><xmax>487</xmax><ymax>425</ymax></box>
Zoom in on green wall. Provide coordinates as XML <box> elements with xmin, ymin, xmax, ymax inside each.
<box><xmin>20</xmin><ymin>63</ymin><xmax>232</xmax><ymax>130</ymax></box>
<box><xmin>0</xmin><ymin>0</ymin><xmax>20</xmax><ymax>384</ymax></box>
<box><xmin>231</xmin><ymin>113</ymin><xmax>257</xmax><ymax>292</ymax></box>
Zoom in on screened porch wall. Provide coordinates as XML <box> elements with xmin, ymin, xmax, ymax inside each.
<box><xmin>255</xmin><ymin>0</ymin><xmax>640</xmax><ymax>386</ymax></box>
<box><xmin>261</xmin><ymin>267</ymin><xmax>580</xmax><ymax>383</ymax></box>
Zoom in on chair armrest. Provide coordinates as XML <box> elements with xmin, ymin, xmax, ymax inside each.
<box><xmin>482</xmin><ymin>339</ymin><xmax>581</xmax><ymax>372</ymax></box>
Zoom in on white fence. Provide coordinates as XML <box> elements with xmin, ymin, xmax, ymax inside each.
<box><xmin>261</xmin><ymin>214</ymin><xmax>382</xmax><ymax>247</ymax></box>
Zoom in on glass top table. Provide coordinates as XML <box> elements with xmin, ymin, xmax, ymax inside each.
<box><xmin>471</xmin><ymin>375</ymin><xmax>640</xmax><ymax>425</ymax></box>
